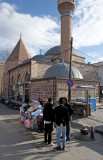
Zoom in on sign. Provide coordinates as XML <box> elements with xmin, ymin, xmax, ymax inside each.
<box><xmin>67</xmin><ymin>79</ymin><xmax>74</xmax><ymax>87</ymax></box>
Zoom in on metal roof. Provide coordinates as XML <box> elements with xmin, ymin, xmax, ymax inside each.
<box><xmin>22</xmin><ymin>59</ymin><xmax>30</xmax><ymax>64</ymax></box>
<box><xmin>45</xmin><ymin>46</ymin><xmax>80</xmax><ymax>57</ymax></box>
<box><xmin>76</xmin><ymin>86</ymin><xmax>96</xmax><ymax>89</ymax></box>
<box><xmin>93</xmin><ymin>61</ymin><xmax>103</xmax><ymax>67</ymax></box>
<box><xmin>45</xmin><ymin>46</ymin><xmax>60</xmax><ymax>55</ymax></box>
<box><xmin>44</xmin><ymin>63</ymin><xmax>83</xmax><ymax>79</ymax></box>
<box><xmin>7</xmin><ymin>38</ymin><xmax>31</xmax><ymax>62</ymax></box>
<box><xmin>31</xmin><ymin>55</ymin><xmax>51</xmax><ymax>62</ymax></box>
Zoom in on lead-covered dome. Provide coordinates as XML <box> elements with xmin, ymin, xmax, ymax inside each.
<box><xmin>45</xmin><ymin>46</ymin><xmax>60</xmax><ymax>56</ymax></box>
<box><xmin>31</xmin><ymin>55</ymin><xmax>51</xmax><ymax>62</ymax></box>
<box><xmin>45</xmin><ymin>46</ymin><xmax>80</xmax><ymax>56</ymax></box>
<box><xmin>44</xmin><ymin>63</ymin><xmax>83</xmax><ymax>79</ymax></box>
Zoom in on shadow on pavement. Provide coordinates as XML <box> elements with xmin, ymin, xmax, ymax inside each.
<box><xmin>0</xmin><ymin>103</ymin><xmax>103</xmax><ymax>160</ymax></box>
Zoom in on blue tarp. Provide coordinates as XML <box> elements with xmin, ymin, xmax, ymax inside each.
<box><xmin>76</xmin><ymin>98</ymin><xmax>96</xmax><ymax>110</ymax></box>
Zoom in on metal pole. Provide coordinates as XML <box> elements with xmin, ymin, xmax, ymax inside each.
<box><xmin>8</xmin><ymin>71</ymin><xmax>10</xmax><ymax>99</ymax></box>
<box><xmin>86</xmin><ymin>90</ymin><xmax>89</xmax><ymax>116</ymax></box>
<box><xmin>68</xmin><ymin>37</ymin><xmax>73</xmax><ymax>102</ymax></box>
<box><xmin>53</xmin><ymin>79</ymin><xmax>55</xmax><ymax>104</ymax></box>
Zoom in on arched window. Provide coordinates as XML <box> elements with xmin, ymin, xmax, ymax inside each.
<box><xmin>16</xmin><ymin>73</ymin><xmax>23</xmax><ymax>102</ymax></box>
<box><xmin>11</xmin><ymin>76</ymin><xmax>15</xmax><ymax>85</ymax></box>
<box><xmin>25</xmin><ymin>71</ymin><xmax>30</xmax><ymax>82</ymax></box>
<box><xmin>10</xmin><ymin>76</ymin><xmax>15</xmax><ymax>99</ymax></box>
<box><xmin>24</xmin><ymin>71</ymin><xmax>30</xmax><ymax>103</ymax></box>
<box><xmin>17</xmin><ymin>73</ymin><xmax>22</xmax><ymax>84</ymax></box>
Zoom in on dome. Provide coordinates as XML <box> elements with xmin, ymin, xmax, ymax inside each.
<box><xmin>31</xmin><ymin>55</ymin><xmax>51</xmax><ymax>62</ymax></box>
<box><xmin>45</xmin><ymin>46</ymin><xmax>80</xmax><ymax>57</ymax></box>
<box><xmin>44</xmin><ymin>63</ymin><xmax>83</xmax><ymax>79</ymax></box>
<box><xmin>45</xmin><ymin>46</ymin><xmax>60</xmax><ymax>55</ymax></box>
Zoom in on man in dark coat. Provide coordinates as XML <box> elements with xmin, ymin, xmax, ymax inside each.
<box><xmin>63</xmin><ymin>97</ymin><xmax>74</xmax><ymax>141</ymax></box>
<box><xmin>55</xmin><ymin>97</ymin><xmax>68</xmax><ymax>150</ymax></box>
<box><xmin>43</xmin><ymin>98</ymin><xmax>55</xmax><ymax>146</ymax></box>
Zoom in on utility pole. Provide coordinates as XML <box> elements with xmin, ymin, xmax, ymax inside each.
<box><xmin>68</xmin><ymin>37</ymin><xmax>73</xmax><ymax>102</ymax></box>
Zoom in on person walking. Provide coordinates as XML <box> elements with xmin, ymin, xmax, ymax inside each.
<box><xmin>55</xmin><ymin>97</ymin><xmax>68</xmax><ymax>150</ymax></box>
<box><xmin>63</xmin><ymin>97</ymin><xmax>74</xmax><ymax>141</ymax></box>
<box><xmin>43</xmin><ymin>98</ymin><xmax>55</xmax><ymax>146</ymax></box>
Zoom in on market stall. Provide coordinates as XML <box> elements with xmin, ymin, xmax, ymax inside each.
<box><xmin>76</xmin><ymin>86</ymin><xmax>96</xmax><ymax>111</ymax></box>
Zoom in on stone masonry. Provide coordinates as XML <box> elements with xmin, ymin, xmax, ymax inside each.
<box><xmin>0</xmin><ymin>63</ymin><xmax>5</xmax><ymax>94</ymax></box>
<box><xmin>30</xmin><ymin>78</ymin><xmax>99</xmax><ymax>103</ymax></box>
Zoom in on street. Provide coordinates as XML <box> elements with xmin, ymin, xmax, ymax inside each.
<box><xmin>0</xmin><ymin>103</ymin><xmax>103</xmax><ymax>160</ymax></box>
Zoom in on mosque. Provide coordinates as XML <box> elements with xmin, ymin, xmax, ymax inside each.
<box><xmin>1</xmin><ymin>0</ymin><xmax>100</xmax><ymax>103</ymax></box>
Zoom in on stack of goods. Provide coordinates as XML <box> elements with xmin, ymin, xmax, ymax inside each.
<box><xmin>19</xmin><ymin>100</ymin><xmax>45</xmax><ymax>132</ymax></box>
<box><xmin>20</xmin><ymin>103</ymin><xmax>29</xmax><ymax>124</ymax></box>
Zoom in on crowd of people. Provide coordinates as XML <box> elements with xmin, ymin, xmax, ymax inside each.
<box><xmin>19</xmin><ymin>96</ymin><xmax>74</xmax><ymax>151</ymax></box>
<box><xmin>43</xmin><ymin>97</ymin><xmax>74</xmax><ymax>151</ymax></box>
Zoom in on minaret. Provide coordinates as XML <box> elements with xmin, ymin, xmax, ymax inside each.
<box><xmin>57</xmin><ymin>0</ymin><xmax>75</xmax><ymax>63</ymax></box>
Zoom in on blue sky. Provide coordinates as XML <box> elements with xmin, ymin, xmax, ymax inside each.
<box><xmin>0</xmin><ymin>0</ymin><xmax>103</xmax><ymax>63</ymax></box>
<box><xmin>3</xmin><ymin>0</ymin><xmax>59</xmax><ymax>17</ymax></box>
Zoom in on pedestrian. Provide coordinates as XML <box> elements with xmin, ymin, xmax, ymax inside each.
<box><xmin>63</xmin><ymin>97</ymin><xmax>74</xmax><ymax>141</ymax></box>
<box><xmin>43</xmin><ymin>98</ymin><xmax>55</xmax><ymax>146</ymax></box>
<box><xmin>55</xmin><ymin>97</ymin><xmax>68</xmax><ymax>150</ymax></box>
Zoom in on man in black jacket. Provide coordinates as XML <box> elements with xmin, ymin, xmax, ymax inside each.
<box><xmin>43</xmin><ymin>98</ymin><xmax>54</xmax><ymax>145</ymax></box>
<box><xmin>55</xmin><ymin>97</ymin><xmax>68</xmax><ymax>150</ymax></box>
<box><xmin>63</xmin><ymin>97</ymin><xmax>74</xmax><ymax>141</ymax></box>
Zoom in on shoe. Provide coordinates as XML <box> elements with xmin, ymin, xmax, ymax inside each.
<box><xmin>66</xmin><ymin>138</ymin><xmax>70</xmax><ymax>141</ymax></box>
<box><xmin>48</xmin><ymin>143</ymin><xmax>55</xmax><ymax>146</ymax></box>
<box><xmin>63</xmin><ymin>146</ymin><xmax>65</xmax><ymax>150</ymax></box>
<box><xmin>56</xmin><ymin>146</ymin><xmax>61</xmax><ymax>151</ymax></box>
<box><xmin>43</xmin><ymin>142</ymin><xmax>48</xmax><ymax>146</ymax></box>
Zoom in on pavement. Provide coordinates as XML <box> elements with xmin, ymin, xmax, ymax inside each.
<box><xmin>75</xmin><ymin>106</ymin><xmax>103</xmax><ymax>133</ymax></box>
<box><xmin>0</xmin><ymin>103</ymin><xmax>103</xmax><ymax>160</ymax></box>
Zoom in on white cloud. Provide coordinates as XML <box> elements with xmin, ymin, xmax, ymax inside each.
<box><xmin>85</xmin><ymin>51</ymin><xmax>103</xmax><ymax>63</ymax></box>
<box><xmin>91</xmin><ymin>57</ymin><xmax>103</xmax><ymax>64</ymax></box>
<box><xmin>87</xmin><ymin>51</ymin><xmax>98</xmax><ymax>58</ymax></box>
<box><xmin>0</xmin><ymin>2</ymin><xmax>60</xmax><ymax>57</ymax></box>
<box><xmin>73</xmin><ymin>0</ymin><xmax>103</xmax><ymax>49</ymax></box>
<box><xmin>97</xmin><ymin>57</ymin><xmax>103</xmax><ymax>62</ymax></box>
<box><xmin>85</xmin><ymin>51</ymin><xmax>98</xmax><ymax>63</ymax></box>
<box><xmin>1</xmin><ymin>0</ymin><xmax>103</xmax><ymax>61</ymax></box>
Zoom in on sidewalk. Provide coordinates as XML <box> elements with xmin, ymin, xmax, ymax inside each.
<box><xmin>28</xmin><ymin>107</ymin><xmax>103</xmax><ymax>159</ymax></box>
<box><xmin>75</xmin><ymin>107</ymin><xmax>103</xmax><ymax>133</ymax></box>
<box><xmin>0</xmin><ymin>103</ymin><xmax>103</xmax><ymax>160</ymax></box>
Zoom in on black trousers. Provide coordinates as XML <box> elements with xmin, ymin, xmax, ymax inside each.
<box><xmin>66</xmin><ymin>121</ymin><xmax>71</xmax><ymax>139</ymax></box>
<box><xmin>44</xmin><ymin>123</ymin><xmax>53</xmax><ymax>144</ymax></box>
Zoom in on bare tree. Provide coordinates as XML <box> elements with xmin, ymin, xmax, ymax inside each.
<box><xmin>0</xmin><ymin>48</ymin><xmax>13</xmax><ymax>62</ymax></box>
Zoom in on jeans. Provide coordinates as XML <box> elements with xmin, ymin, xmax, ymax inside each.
<box><xmin>66</xmin><ymin>121</ymin><xmax>71</xmax><ymax>139</ymax></box>
<box><xmin>56</xmin><ymin>123</ymin><xmax>66</xmax><ymax>147</ymax></box>
<box><xmin>44</xmin><ymin>123</ymin><xmax>53</xmax><ymax>144</ymax></box>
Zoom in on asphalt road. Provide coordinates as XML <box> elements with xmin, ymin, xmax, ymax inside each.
<box><xmin>0</xmin><ymin>103</ymin><xmax>103</xmax><ymax>160</ymax></box>
<box><xmin>0</xmin><ymin>103</ymin><xmax>38</xmax><ymax>160</ymax></box>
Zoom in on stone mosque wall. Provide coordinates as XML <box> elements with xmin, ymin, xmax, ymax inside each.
<box><xmin>30</xmin><ymin>79</ymin><xmax>55</xmax><ymax>101</ymax></box>
<box><xmin>0</xmin><ymin>63</ymin><xmax>5</xmax><ymax>94</ymax></box>
<box><xmin>31</xmin><ymin>59</ymin><xmax>100</xmax><ymax>82</ymax></box>
<box><xmin>30</xmin><ymin>78</ymin><xmax>99</xmax><ymax>103</ymax></box>
<box><xmin>72</xmin><ymin>55</ymin><xmax>85</xmax><ymax>63</ymax></box>
<box><xmin>31</xmin><ymin>60</ymin><xmax>52</xmax><ymax>79</ymax></box>
<box><xmin>72</xmin><ymin>61</ymin><xmax>100</xmax><ymax>81</ymax></box>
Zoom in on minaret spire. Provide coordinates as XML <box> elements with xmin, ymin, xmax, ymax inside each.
<box><xmin>20</xmin><ymin>33</ymin><xmax>22</xmax><ymax>38</ymax></box>
<box><xmin>57</xmin><ymin>0</ymin><xmax>75</xmax><ymax>63</ymax></box>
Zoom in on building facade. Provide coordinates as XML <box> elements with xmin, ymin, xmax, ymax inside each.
<box><xmin>0</xmin><ymin>62</ymin><xmax>5</xmax><ymax>95</ymax></box>
<box><xmin>1</xmin><ymin>0</ymin><xmax>100</xmax><ymax>103</ymax></box>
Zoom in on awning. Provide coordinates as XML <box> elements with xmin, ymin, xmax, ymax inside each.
<box><xmin>76</xmin><ymin>86</ymin><xmax>96</xmax><ymax>89</ymax></box>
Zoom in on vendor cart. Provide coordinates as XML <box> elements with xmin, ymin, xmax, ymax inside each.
<box><xmin>76</xmin><ymin>86</ymin><xmax>96</xmax><ymax>111</ymax></box>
